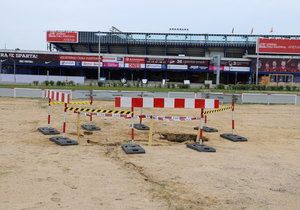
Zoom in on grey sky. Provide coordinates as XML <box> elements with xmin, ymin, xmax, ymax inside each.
<box><xmin>1</xmin><ymin>0</ymin><xmax>299</xmax><ymax>50</ymax></box>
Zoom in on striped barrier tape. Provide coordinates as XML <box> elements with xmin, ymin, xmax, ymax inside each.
<box><xmin>67</xmin><ymin>107</ymin><xmax>133</xmax><ymax>115</ymax></box>
<box><xmin>50</xmin><ymin>101</ymin><xmax>91</xmax><ymax>105</ymax></box>
<box><xmin>83</xmin><ymin>112</ymin><xmax>200</xmax><ymax>121</ymax></box>
<box><xmin>204</xmin><ymin>106</ymin><xmax>232</xmax><ymax>115</ymax></box>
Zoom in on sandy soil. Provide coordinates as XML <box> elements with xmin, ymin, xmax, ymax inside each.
<box><xmin>0</xmin><ymin>98</ymin><xmax>299</xmax><ymax>210</ymax></box>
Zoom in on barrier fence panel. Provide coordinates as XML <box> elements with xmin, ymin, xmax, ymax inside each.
<box><xmin>93</xmin><ymin>90</ymin><xmax>119</xmax><ymax>100</ymax></box>
<box><xmin>167</xmin><ymin>92</ymin><xmax>196</xmax><ymax>98</ymax></box>
<box><xmin>0</xmin><ymin>88</ymin><xmax>299</xmax><ymax>105</ymax></box>
<box><xmin>268</xmin><ymin>94</ymin><xmax>297</xmax><ymax>105</ymax></box>
<box><xmin>14</xmin><ymin>88</ymin><xmax>44</xmax><ymax>98</ymax></box>
<box><xmin>72</xmin><ymin>90</ymin><xmax>91</xmax><ymax>99</ymax></box>
<box><xmin>241</xmin><ymin>93</ymin><xmax>269</xmax><ymax>104</ymax></box>
<box><xmin>0</xmin><ymin>88</ymin><xmax>14</xmax><ymax>97</ymax></box>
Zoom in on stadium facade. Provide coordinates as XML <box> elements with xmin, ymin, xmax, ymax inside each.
<box><xmin>0</xmin><ymin>30</ymin><xmax>300</xmax><ymax>84</ymax></box>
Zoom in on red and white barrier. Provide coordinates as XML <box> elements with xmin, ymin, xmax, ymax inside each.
<box><xmin>115</xmin><ymin>96</ymin><xmax>220</xmax><ymax>142</ymax></box>
<box><xmin>45</xmin><ymin>90</ymin><xmax>71</xmax><ymax>103</ymax></box>
<box><xmin>115</xmin><ymin>97</ymin><xmax>219</xmax><ymax>109</ymax></box>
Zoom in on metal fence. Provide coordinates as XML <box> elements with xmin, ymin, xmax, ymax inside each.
<box><xmin>0</xmin><ymin>88</ymin><xmax>299</xmax><ymax>105</ymax></box>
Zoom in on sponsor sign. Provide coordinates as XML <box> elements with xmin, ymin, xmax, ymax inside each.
<box><xmin>257</xmin><ymin>38</ymin><xmax>300</xmax><ymax>54</ymax></box>
<box><xmin>82</xmin><ymin>62</ymin><xmax>99</xmax><ymax>67</ymax></box>
<box><xmin>167</xmin><ymin>64</ymin><xmax>188</xmax><ymax>70</ymax></box>
<box><xmin>60</xmin><ymin>61</ymin><xmax>75</xmax><ymax>66</ymax></box>
<box><xmin>0</xmin><ymin>52</ymin><xmax>60</xmax><ymax>66</ymax></box>
<box><xmin>124</xmin><ymin>57</ymin><xmax>145</xmax><ymax>69</ymax></box>
<box><xmin>209</xmin><ymin>60</ymin><xmax>250</xmax><ymax>72</ymax></box>
<box><xmin>146</xmin><ymin>58</ymin><xmax>168</xmax><ymax>64</ymax></box>
<box><xmin>46</xmin><ymin>31</ymin><xmax>78</xmax><ymax>43</ymax></box>
<box><xmin>103</xmin><ymin>62</ymin><xmax>120</xmax><ymax>68</ymax></box>
<box><xmin>254</xmin><ymin>58</ymin><xmax>300</xmax><ymax>73</ymax></box>
<box><xmin>146</xmin><ymin>64</ymin><xmax>163</xmax><ymax>69</ymax></box>
<box><xmin>59</xmin><ymin>55</ymin><xmax>99</xmax><ymax>62</ymax></box>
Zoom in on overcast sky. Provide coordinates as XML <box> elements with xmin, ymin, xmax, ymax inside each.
<box><xmin>0</xmin><ymin>0</ymin><xmax>299</xmax><ymax>51</ymax></box>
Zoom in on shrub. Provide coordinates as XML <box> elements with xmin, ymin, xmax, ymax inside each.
<box><xmin>98</xmin><ymin>81</ymin><xmax>105</xmax><ymax>87</ymax></box>
<box><xmin>49</xmin><ymin>80</ymin><xmax>55</xmax><ymax>86</ymax></box>
<box><xmin>204</xmin><ymin>84</ymin><xmax>210</xmax><ymax>89</ymax></box>
<box><xmin>216</xmin><ymin>84</ymin><xmax>225</xmax><ymax>89</ymax></box>
<box><xmin>291</xmin><ymin>86</ymin><xmax>297</xmax><ymax>91</ymax></box>
<box><xmin>44</xmin><ymin>80</ymin><xmax>49</xmax><ymax>86</ymax></box>
<box><xmin>178</xmin><ymin>84</ymin><xmax>190</xmax><ymax>89</ymax></box>
<box><xmin>171</xmin><ymin>84</ymin><xmax>176</xmax><ymax>89</ymax></box>
<box><xmin>56</xmin><ymin>81</ymin><xmax>62</xmax><ymax>86</ymax></box>
<box><xmin>166</xmin><ymin>83</ymin><xmax>171</xmax><ymax>89</ymax></box>
<box><xmin>61</xmin><ymin>81</ymin><xmax>66</xmax><ymax>86</ymax></box>
<box><xmin>32</xmin><ymin>81</ymin><xmax>39</xmax><ymax>86</ymax></box>
<box><xmin>68</xmin><ymin>81</ymin><xmax>75</xmax><ymax>86</ymax></box>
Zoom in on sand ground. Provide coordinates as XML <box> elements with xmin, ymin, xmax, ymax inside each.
<box><xmin>0</xmin><ymin>98</ymin><xmax>299</xmax><ymax>210</ymax></box>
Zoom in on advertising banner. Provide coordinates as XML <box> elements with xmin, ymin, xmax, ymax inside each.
<box><xmin>102</xmin><ymin>56</ymin><xmax>124</xmax><ymax>68</ymax></box>
<box><xmin>209</xmin><ymin>61</ymin><xmax>250</xmax><ymax>72</ymax></box>
<box><xmin>0</xmin><ymin>51</ymin><xmax>60</xmax><ymax>66</ymax></box>
<box><xmin>254</xmin><ymin>58</ymin><xmax>300</xmax><ymax>73</ymax></box>
<box><xmin>167</xmin><ymin>64</ymin><xmax>188</xmax><ymax>70</ymax></box>
<box><xmin>59</xmin><ymin>55</ymin><xmax>99</xmax><ymax>62</ymax></box>
<box><xmin>46</xmin><ymin>31</ymin><xmax>78</xmax><ymax>43</ymax></box>
<box><xmin>124</xmin><ymin>57</ymin><xmax>145</xmax><ymax>69</ymax></box>
<box><xmin>146</xmin><ymin>58</ymin><xmax>168</xmax><ymax>64</ymax></box>
<box><xmin>257</xmin><ymin>38</ymin><xmax>300</xmax><ymax>54</ymax></box>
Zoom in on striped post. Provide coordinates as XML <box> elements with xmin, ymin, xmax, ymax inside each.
<box><xmin>196</xmin><ymin>108</ymin><xmax>204</xmax><ymax>144</ymax></box>
<box><xmin>231</xmin><ymin>97</ymin><xmax>235</xmax><ymax>134</ymax></box>
<box><xmin>47</xmin><ymin>98</ymin><xmax>51</xmax><ymax>127</ymax></box>
<box><xmin>63</xmin><ymin>102</ymin><xmax>67</xmax><ymax>137</ymax></box>
<box><xmin>131</xmin><ymin>107</ymin><xmax>134</xmax><ymax>141</ymax></box>
<box><xmin>89</xmin><ymin>95</ymin><xmax>93</xmax><ymax>122</ymax></box>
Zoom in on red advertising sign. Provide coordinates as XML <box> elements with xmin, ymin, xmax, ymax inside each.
<box><xmin>59</xmin><ymin>55</ymin><xmax>99</xmax><ymax>62</ymax></box>
<box><xmin>124</xmin><ymin>57</ymin><xmax>145</xmax><ymax>64</ymax></box>
<box><xmin>46</xmin><ymin>31</ymin><xmax>78</xmax><ymax>43</ymax></box>
<box><xmin>257</xmin><ymin>38</ymin><xmax>300</xmax><ymax>54</ymax></box>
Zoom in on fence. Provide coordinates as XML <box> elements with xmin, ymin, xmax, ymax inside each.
<box><xmin>0</xmin><ymin>88</ymin><xmax>299</xmax><ymax>105</ymax></box>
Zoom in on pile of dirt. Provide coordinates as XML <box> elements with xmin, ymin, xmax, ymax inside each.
<box><xmin>159</xmin><ymin>133</ymin><xmax>209</xmax><ymax>143</ymax></box>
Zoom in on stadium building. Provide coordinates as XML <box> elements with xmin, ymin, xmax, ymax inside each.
<box><xmin>0</xmin><ymin>28</ymin><xmax>300</xmax><ymax>84</ymax></box>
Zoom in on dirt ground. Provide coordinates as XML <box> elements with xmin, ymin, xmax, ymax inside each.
<box><xmin>0</xmin><ymin>98</ymin><xmax>299</xmax><ymax>210</ymax></box>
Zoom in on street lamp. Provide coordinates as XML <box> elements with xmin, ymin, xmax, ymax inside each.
<box><xmin>95</xmin><ymin>31</ymin><xmax>101</xmax><ymax>82</ymax></box>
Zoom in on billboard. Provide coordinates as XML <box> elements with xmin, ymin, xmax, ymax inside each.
<box><xmin>209</xmin><ymin>61</ymin><xmax>250</xmax><ymax>72</ymax></box>
<box><xmin>257</xmin><ymin>38</ymin><xmax>300</xmax><ymax>54</ymax></box>
<box><xmin>46</xmin><ymin>31</ymin><xmax>78</xmax><ymax>43</ymax></box>
<box><xmin>124</xmin><ymin>57</ymin><xmax>145</xmax><ymax>69</ymax></box>
<box><xmin>102</xmin><ymin>56</ymin><xmax>124</xmax><ymax>68</ymax></box>
<box><xmin>254</xmin><ymin>58</ymin><xmax>300</xmax><ymax>73</ymax></box>
<box><xmin>0</xmin><ymin>51</ymin><xmax>60</xmax><ymax>66</ymax></box>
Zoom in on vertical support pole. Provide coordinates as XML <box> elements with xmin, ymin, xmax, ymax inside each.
<box><xmin>131</xmin><ymin>106</ymin><xmax>134</xmax><ymax>141</ymax></box>
<box><xmin>63</xmin><ymin>102</ymin><xmax>67</xmax><ymax>137</ymax></box>
<box><xmin>139</xmin><ymin>92</ymin><xmax>143</xmax><ymax>125</ymax></box>
<box><xmin>47</xmin><ymin>98</ymin><xmax>51</xmax><ymax>127</ymax></box>
<box><xmin>204</xmin><ymin>114</ymin><xmax>207</xmax><ymax>126</ymax></box>
<box><xmin>77</xmin><ymin>112</ymin><xmax>80</xmax><ymax>141</ymax></box>
<box><xmin>231</xmin><ymin>96</ymin><xmax>235</xmax><ymax>134</ymax></box>
<box><xmin>89</xmin><ymin>94</ymin><xmax>93</xmax><ymax>122</ymax></box>
<box><xmin>148</xmin><ymin>116</ymin><xmax>154</xmax><ymax>146</ymax></box>
<box><xmin>196</xmin><ymin>108</ymin><xmax>204</xmax><ymax>145</ymax></box>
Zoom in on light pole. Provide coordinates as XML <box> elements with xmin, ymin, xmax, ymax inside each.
<box><xmin>96</xmin><ymin>31</ymin><xmax>101</xmax><ymax>82</ymax></box>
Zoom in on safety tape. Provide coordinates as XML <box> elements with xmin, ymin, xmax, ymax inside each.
<box><xmin>67</xmin><ymin>107</ymin><xmax>133</xmax><ymax>115</ymax></box>
<box><xmin>50</xmin><ymin>101</ymin><xmax>91</xmax><ymax>105</ymax></box>
<box><xmin>82</xmin><ymin>112</ymin><xmax>200</xmax><ymax>121</ymax></box>
<box><xmin>204</xmin><ymin>106</ymin><xmax>232</xmax><ymax>115</ymax></box>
